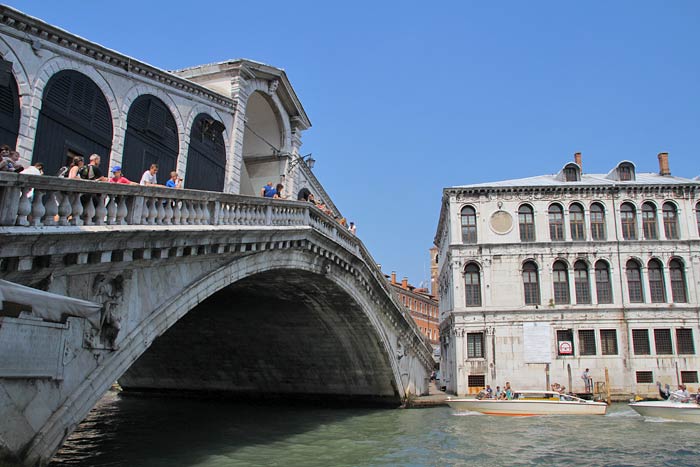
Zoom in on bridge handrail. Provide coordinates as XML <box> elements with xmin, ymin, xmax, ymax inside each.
<box><xmin>0</xmin><ymin>172</ymin><xmax>431</xmax><ymax>352</ymax></box>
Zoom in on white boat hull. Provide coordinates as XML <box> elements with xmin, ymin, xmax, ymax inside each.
<box><xmin>447</xmin><ymin>398</ymin><xmax>607</xmax><ymax>416</ymax></box>
<box><xmin>629</xmin><ymin>401</ymin><xmax>700</xmax><ymax>423</ymax></box>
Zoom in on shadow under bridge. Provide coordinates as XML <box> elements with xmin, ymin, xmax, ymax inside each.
<box><xmin>119</xmin><ymin>269</ymin><xmax>402</xmax><ymax>405</ymax></box>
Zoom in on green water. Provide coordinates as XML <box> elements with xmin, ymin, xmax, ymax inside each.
<box><xmin>51</xmin><ymin>392</ymin><xmax>699</xmax><ymax>467</ymax></box>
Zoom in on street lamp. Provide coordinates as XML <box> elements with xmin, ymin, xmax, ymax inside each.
<box><xmin>286</xmin><ymin>153</ymin><xmax>315</xmax><ymax>173</ymax></box>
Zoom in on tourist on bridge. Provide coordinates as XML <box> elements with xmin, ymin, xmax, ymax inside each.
<box><xmin>140</xmin><ymin>163</ymin><xmax>159</xmax><ymax>186</ymax></box>
<box><xmin>109</xmin><ymin>166</ymin><xmax>138</xmax><ymax>185</ymax></box>
<box><xmin>66</xmin><ymin>156</ymin><xmax>84</xmax><ymax>179</ymax></box>
<box><xmin>273</xmin><ymin>183</ymin><xmax>285</xmax><ymax>199</ymax></box>
<box><xmin>261</xmin><ymin>181</ymin><xmax>276</xmax><ymax>197</ymax></box>
<box><xmin>166</xmin><ymin>171</ymin><xmax>183</xmax><ymax>188</ymax></box>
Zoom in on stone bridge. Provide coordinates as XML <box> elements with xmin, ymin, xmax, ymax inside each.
<box><xmin>0</xmin><ymin>173</ymin><xmax>433</xmax><ymax>466</ymax></box>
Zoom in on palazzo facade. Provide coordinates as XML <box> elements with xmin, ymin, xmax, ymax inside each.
<box><xmin>435</xmin><ymin>153</ymin><xmax>700</xmax><ymax>398</ymax></box>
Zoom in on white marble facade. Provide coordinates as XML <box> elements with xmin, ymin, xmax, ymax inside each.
<box><xmin>435</xmin><ymin>156</ymin><xmax>700</xmax><ymax>398</ymax></box>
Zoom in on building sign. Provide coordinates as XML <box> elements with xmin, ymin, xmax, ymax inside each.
<box><xmin>523</xmin><ymin>322</ymin><xmax>552</xmax><ymax>363</ymax></box>
<box><xmin>558</xmin><ymin>341</ymin><xmax>573</xmax><ymax>355</ymax></box>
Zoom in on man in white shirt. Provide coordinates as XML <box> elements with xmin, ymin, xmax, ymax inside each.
<box><xmin>140</xmin><ymin>163</ymin><xmax>159</xmax><ymax>186</ymax></box>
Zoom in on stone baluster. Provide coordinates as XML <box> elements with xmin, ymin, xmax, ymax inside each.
<box><xmin>82</xmin><ymin>196</ymin><xmax>96</xmax><ymax>225</ymax></box>
<box><xmin>217</xmin><ymin>203</ymin><xmax>226</xmax><ymax>225</ymax></box>
<box><xmin>146</xmin><ymin>198</ymin><xmax>158</xmax><ymax>225</ymax></box>
<box><xmin>231</xmin><ymin>205</ymin><xmax>240</xmax><ymax>224</ymax></box>
<box><xmin>57</xmin><ymin>192</ymin><xmax>72</xmax><ymax>226</ymax></box>
<box><xmin>116</xmin><ymin>196</ymin><xmax>128</xmax><ymax>225</ymax></box>
<box><xmin>193</xmin><ymin>202</ymin><xmax>203</xmax><ymax>225</ymax></box>
<box><xmin>94</xmin><ymin>194</ymin><xmax>107</xmax><ymax>226</ymax></box>
<box><xmin>141</xmin><ymin>198</ymin><xmax>150</xmax><ymax>224</ymax></box>
<box><xmin>42</xmin><ymin>191</ymin><xmax>59</xmax><ymax>226</ymax></box>
<box><xmin>29</xmin><ymin>191</ymin><xmax>45</xmax><ymax>227</ymax></box>
<box><xmin>163</xmin><ymin>200</ymin><xmax>173</xmax><ymax>225</ymax></box>
<box><xmin>106</xmin><ymin>195</ymin><xmax>118</xmax><ymax>225</ymax></box>
<box><xmin>15</xmin><ymin>187</ymin><xmax>32</xmax><ymax>226</ymax></box>
<box><xmin>202</xmin><ymin>202</ymin><xmax>211</xmax><ymax>225</ymax></box>
<box><xmin>70</xmin><ymin>193</ymin><xmax>84</xmax><ymax>226</ymax></box>
<box><xmin>156</xmin><ymin>199</ymin><xmax>166</xmax><ymax>225</ymax></box>
<box><xmin>172</xmin><ymin>200</ymin><xmax>182</xmax><ymax>225</ymax></box>
<box><xmin>180</xmin><ymin>201</ymin><xmax>190</xmax><ymax>225</ymax></box>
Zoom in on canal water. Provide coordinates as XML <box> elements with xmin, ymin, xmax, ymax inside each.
<box><xmin>51</xmin><ymin>392</ymin><xmax>699</xmax><ymax>467</ymax></box>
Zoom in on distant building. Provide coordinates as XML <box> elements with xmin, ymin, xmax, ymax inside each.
<box><xmin>387</xmin><ymin>271</ymin><xmax>439</xmax><ymax>347</ymax></box>
<box><xmin>435</xmin><ymin>152</ymin><xmax>700</xmax><ymax>398</ymax></box>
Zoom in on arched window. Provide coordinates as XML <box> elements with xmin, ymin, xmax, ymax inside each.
<box><xmin>461</xmin><ymin>206</ymin><xmax>477</xmax><ymax>244</ymax></box>
<box><xmin>522</xmin><ymin>261</ymin><xmax>540</xmax><ymax>305</ymax></box>
<box><xmin>669</xmin><ymin>259</ymin><xmax>687</xmax><ymax>303</ymax></box>
<box><xmin>185</xmin><ymin>113</ymin><xmax>226</xmax><ymax>191</ymax></box>
<box><xmin>590</xmin><ymin>203</ymin><xmax>606</xmax><ymax>240</ymax></box>
<box><xmin>662</xmin><ymin>202</ymin><xmax>679</xmax><ymax>240</ymax></box>
<box><xmin>464</xmin><ymin>263</ymin><xmax>481</xmax><ymax>306</ymax></box>
<box><xmin>553</xmin><ymin>261</ymin><xmax>570</xmax><ymax>304</ymax></box>
<box><xmin>648</xmin><ymin>259</ymin><xmax>666</xmax><ymax>303</ymax></box>
<box><xmin>594</xmin><ymin>261</ymin><xmax>612</xmax><ymax>304</ymax></box>
<box><xmin>0</xmin><ymin>59</ymin><xmax>20</xmax><ymax>150</ymax></box>
<box><xmin>570</xmin><ymin>203</ymin><xmax>585</xmax><ymax>240</ymax></box>
<box><xmin>574</xmin><ymin>261</ymin><xmax>591</xmax><ymax>304</ymax></box>
<box><xmin>122</xmin><ymin>94</ymin><xmax>179</xmax><ymax>183</ymax></box>
<box><xmin>549</xmin><ymin>204</ymin><xmax>565</xmax><ymax>241</ymax></box>
<box><xmin>620</xmin><ymin>203</ymin><xmax>637</xmax><ymax>240</ymax></box>
<box><xmin>626</xmin><ymin>260</ymin><xmax>643</xmax><ymax>303</ymax></box>
<box><xmin>33</xmin><ymin>70</ymin><xmax>113</xmax><ymax>176</ymax></box>
<box><xmin>642</xmin><ymin>202</ymin><xmax>658</xmax><ymax>240</ymax></box>
<box><xmin>518</xmin><ymin>204</ymin><xmax>535</xmax><ymax>241</ymax></box>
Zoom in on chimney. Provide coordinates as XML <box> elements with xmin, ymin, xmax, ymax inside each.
<box><xmin>401</xmin><ymin>277</ymin><xmax>408</xmax><ymax>290</ymax></box>
<box><xmin>658</xmin><ymin>152</ymin><xmax>671</xmax><ymax>176</ymax></box>
<box><xmin>391</xmin><ymin>271</ymin><xmax>397</xmax><ymax>285</ymax></box>
<box><xmin>574</xmin><ymin>152</ymin><xmax>582</xmax><ymax>169</ymax></box>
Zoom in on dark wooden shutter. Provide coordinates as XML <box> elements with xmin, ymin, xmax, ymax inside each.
<box><xmin>0</xmin><ymin>62</ymin><xmax>20</xmax><ymax>150</ymax></box>
<box><xmin>185</xmin><ymin>114</ymin><xmax>226</xmax><ymax>191</ymax></box>
<box><xmin>33</xmin><ymin>70</ymin><xmax>113</xmax><ymax>175</ymax></box>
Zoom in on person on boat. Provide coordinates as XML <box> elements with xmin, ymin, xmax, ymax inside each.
<box><xmin>505</xmin><ymin>382</ymin><xmax>514</xmax><ymax>400</ymax></box>
<box><xmin>485</xmin><ymin>385</ymin><xmax>493</xmax><ymax>399</ymax></box>
<box><xmin>676</xmin><ymin>385</ymin><xmax>690</xmax><ymax>402</ymax></box>
<box><xmin>494</xmin><ymin>386</ymin><xmax>502</xmax><ymax>399</ymax></box>
<box><xmin>657</xmin><ymin>381</ymin><xmax>671</xmax><ymax>399</ymax></box>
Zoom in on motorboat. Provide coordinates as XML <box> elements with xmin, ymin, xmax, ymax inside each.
<box><xmin>629</xmin><ymin>392</ymin><xmax>700</xmax><ymax>423</ymax></box>
<box><xmin>447</xmin><ymin>390</ymin><xmax>607</xmax><ymax>416</ymax></box>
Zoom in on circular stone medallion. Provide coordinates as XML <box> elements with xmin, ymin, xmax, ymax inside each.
<box><xmin>490</xmin><ymin>210</ymin><xmax>513</xmax><ymax>234</ymax></box>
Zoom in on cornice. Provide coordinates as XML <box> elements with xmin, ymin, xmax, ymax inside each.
<box><xmin>0</xmin><ymin>6</ymin><xmax>236</xmax><ymax>110</ymax></box>
<box><xmin>444</xmin><ymin>182</ymin><xmax>700</xmax><ymax>199</ymax></box>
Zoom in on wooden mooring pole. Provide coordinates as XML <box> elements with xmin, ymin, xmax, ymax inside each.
<box><xmin>605</xmin><ymin>367</ymin><xmax>611</xmax><ymax>405</ymax></box>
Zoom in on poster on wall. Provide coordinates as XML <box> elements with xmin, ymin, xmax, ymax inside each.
<box><xmin>523</xmin><ymin>322</ymin><xmax>552</xmax><ymax>363</ymax></box>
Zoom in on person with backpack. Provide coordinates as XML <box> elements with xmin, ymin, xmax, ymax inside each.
<box><xmin>80</xmin><ymin>154</ymin><xmax>107</xmax><ymax>181</ymax></box>
<box><xmin>65</xmin><ymin>156</ymin><xmax>84</xmax><ymax>179</ymax></box>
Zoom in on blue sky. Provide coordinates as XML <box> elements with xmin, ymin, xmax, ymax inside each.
<box><xmin>9</xmin><ymin>1</ymin><xmax>700</xmax><ymax>288</ymax></box>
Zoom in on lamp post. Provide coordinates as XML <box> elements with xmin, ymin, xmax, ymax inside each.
<box><xmin>285</xmin><ymin>153</ymin><xmax>315</xmax><ymax>174</ymax></box>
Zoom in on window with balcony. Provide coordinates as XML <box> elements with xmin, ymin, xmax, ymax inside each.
<box><xmin>642</xmin><ymin>202</ymin><xmax>658</xmax><ymax>240</ymax></box>
<box><xmin>648</xmin><ymin>259</ymin><xmax>666</xmax><ymax>303</ymax></box>
<box><xmin>590</xmin><ymin>202</ymin><xmax>606</xmax><ymax>240</ymax></box>
<box><xmin>632</xmin><ymin>329</ymin><xmax>651</xmax><ymax>355</ymax></box>
<box><xmin>662</xmin><ymin>202</ymin><xmax>679</xmax><ymax>240</ymax></box>
<box><xmin>574</xmin><ymin>260</ymin><xmax>591</xmax><ymax>304</ymax></box>
<box><xmin>464</xmin><ymin>263</ymin><xmax>481</xmax><ymax>307</ymax></box>
<box><xmin>461</xmin><ymin>206</ymin><xmax>477</xmax><ymax>244</ymax></box>
<box><xmin>594</xmin><ymin>260</ymin><xmax>612</xmax><ymax>304</ymax></box>
<box><xmin>626</xmin><ymin>260</ymin><xmax>644</xmax><ymax>303</ymax></box>
<box><xmin>467</xmin><ymin>332</ymin><xmax>485</xmax><ymax>358</ymax></box>
<box><xmin>518</xmin><ymin>204</ymin><xmax>535</xmax><ymax>242</ymax></box>
<box><xmin>620</xmin><ymin>203</ymin><xmax>637</xmax><ymax>240</ymax></box>
<box><xmin>670</xmin><ymin>258</ymin><xmax>687</xmax><ymax>303</ymax></box>
<box><xmin>600</xmin><ymin>329</ymin><xmax>618</xmax><ymax>355</ymax></box>
<box><xmin>553</xmin><ymin>261</ymin><xmax>570</xmax><ymax>304</ymax></box>
<box><xmin>654</xmin><ymin>329</ymin><xmax>673</xmax><ymax>355</ymax></box>
<box><xmin>549</xmin><ymin>204</ymin><xmax>565</xmax><ymax>241</ymax></box>
<box><xmin>522</xmin><ymin>261</ymin><xmax>540</xmax><ymax>305</ymax></box>
<box><xmin>578</xmin><ymin>329</ymin><xmax>596</xmax><ymax>355</ymax></box>
<box><xmin>676</xmin><ymin>329</ymin><xmax>695</xmax><ymax>355</ymax></box>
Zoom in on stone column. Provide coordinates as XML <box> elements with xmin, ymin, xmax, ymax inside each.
<box><xmin>227</xmin><ymin>68</ymin><xmax>254</xmax><ymax>194</ymax></box>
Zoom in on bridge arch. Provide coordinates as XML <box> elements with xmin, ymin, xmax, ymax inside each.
<box><xmin>26</xmin><ymin>245</ymin><xmax>411</xmax><ymax>464</ymax></box>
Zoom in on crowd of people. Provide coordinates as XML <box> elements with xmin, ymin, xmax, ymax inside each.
<box><xmin>658</xmin><ymin>382</ymin><xmax>700</xmax><ymax>403</ymax></box>
<box><xmin>260</xmin><ymin>181</ymin><xmax>357</xmax><ymax>235</ymax></box>
<box><xmin>477</xmin><ymin>382</ymin><xmax>515</xmax><ymax>400</ymax></box>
